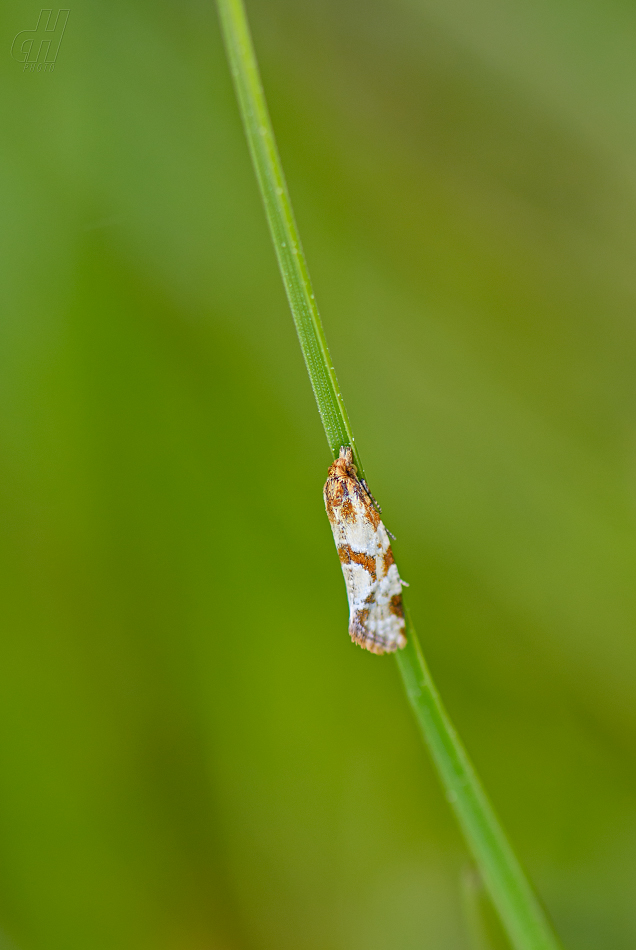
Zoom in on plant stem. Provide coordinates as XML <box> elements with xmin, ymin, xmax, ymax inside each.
<box><xmin>397</xmin><ymin>616</ymin><xmax>560</xmax><ymax>950</ymax></box>
<box><xmin>214</xmin><ymin>0</ymin><xmax>363</xmax><ymax>473</ymax></box>
<box><xmin>214</xmin><ymin>2</ymin><xmax>563</xmax><ymax>948</ymax></box>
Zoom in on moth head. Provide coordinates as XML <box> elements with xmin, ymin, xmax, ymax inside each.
<box><xmin>331</xmin><ymin>446</ymin><xmax>357</xmax><ymax>479</ymax></box>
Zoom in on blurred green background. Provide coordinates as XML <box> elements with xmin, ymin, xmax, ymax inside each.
<box><xmin>2</xmin><ymin>0</ymin><xmax>636</xmax><ymax>947</ymax></box>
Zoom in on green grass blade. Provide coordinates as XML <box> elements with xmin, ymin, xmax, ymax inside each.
<box><xmin>214</xmin><ymin>0</ymin><xmax>361</xmax><ymax>470</ymax></box>
<box><xmin>214</xmin><ymin>2</ymin><xmax>564</xmax><ymax>948</ymax></box>
<box><xmin>461</xmin><ymin>865</ymin><xmax>513</xmax><ymax>950</ymax></box>
<box><xmin>398</xmin><ymin>616</ymin><xmax>562</xmax><ymax>950</ymax></box>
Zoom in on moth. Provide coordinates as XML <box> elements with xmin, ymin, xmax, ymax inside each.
<box><xmin>324</xmin><ymin>446</ymin><xmax>407</xmax><ymax>654</ymax></box>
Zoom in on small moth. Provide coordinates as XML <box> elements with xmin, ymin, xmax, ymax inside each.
<box><xmin>324</xmin><ymin>446</ymin><xmax>407</xmax><ymax>654</ymax></box>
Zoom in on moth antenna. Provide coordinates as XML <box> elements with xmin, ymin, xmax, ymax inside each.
<box><xmin>359</xmin><ymin>477</ymin><xmax>382</xmax><ymax>514</ymax></box>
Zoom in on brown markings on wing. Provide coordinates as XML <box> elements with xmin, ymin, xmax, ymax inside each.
<box><xmin>339</xmin><ymin>497</ymin><xmax>357</xmax><ymax>522</ymax></box>
<box><xmin>349</xmin><ymin>608</ymin><xmax>393</xmax><ymax>655</ymax></box>
<box><xmin>382</xmin><ymin>547</ymin><xmax>395</xmax><ymax>575</ymax></box>
<box><xmin>337</xmin><ymin>544</ymin><xmax>377</xmax><ymax>579</ymax></box>
<box><xmin>355</xmin><ymin>483</ymin><xmax>381</xmax><ymax>528</ymax></box>
<box><xmin>389</xmin><ymin>593</ymin><xmax>404</xmax><ymax>618</ymax></box>
<box><xmin>349</xmin><ymin>608</ymin><xmax>378</xmax><ymax>653</ymax></box>
<box><xmin>324</xmin><ymin>475</ymin><xmax>345</xmax><ymax>523</ymax></box>
<box><xmin>324</xmin><ymin>478</ymin><xmax>345</xmax><ymax>507</ymax></box>
<box><xmin>324</xmin><ymin>453</ymin><xmax>379</xmax><ymax>527</ymax></box>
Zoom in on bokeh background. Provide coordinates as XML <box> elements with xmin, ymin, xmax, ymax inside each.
<box><xmin>2</xmin><ymin>0</ymin><xmax>636</xmax><ymax>947</ymax></box>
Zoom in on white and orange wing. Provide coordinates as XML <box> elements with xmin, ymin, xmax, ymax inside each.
<box><xmin>324</xmin><ymin>447</ymin><xmax>406</xmax><ymax>654</ymax></box>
